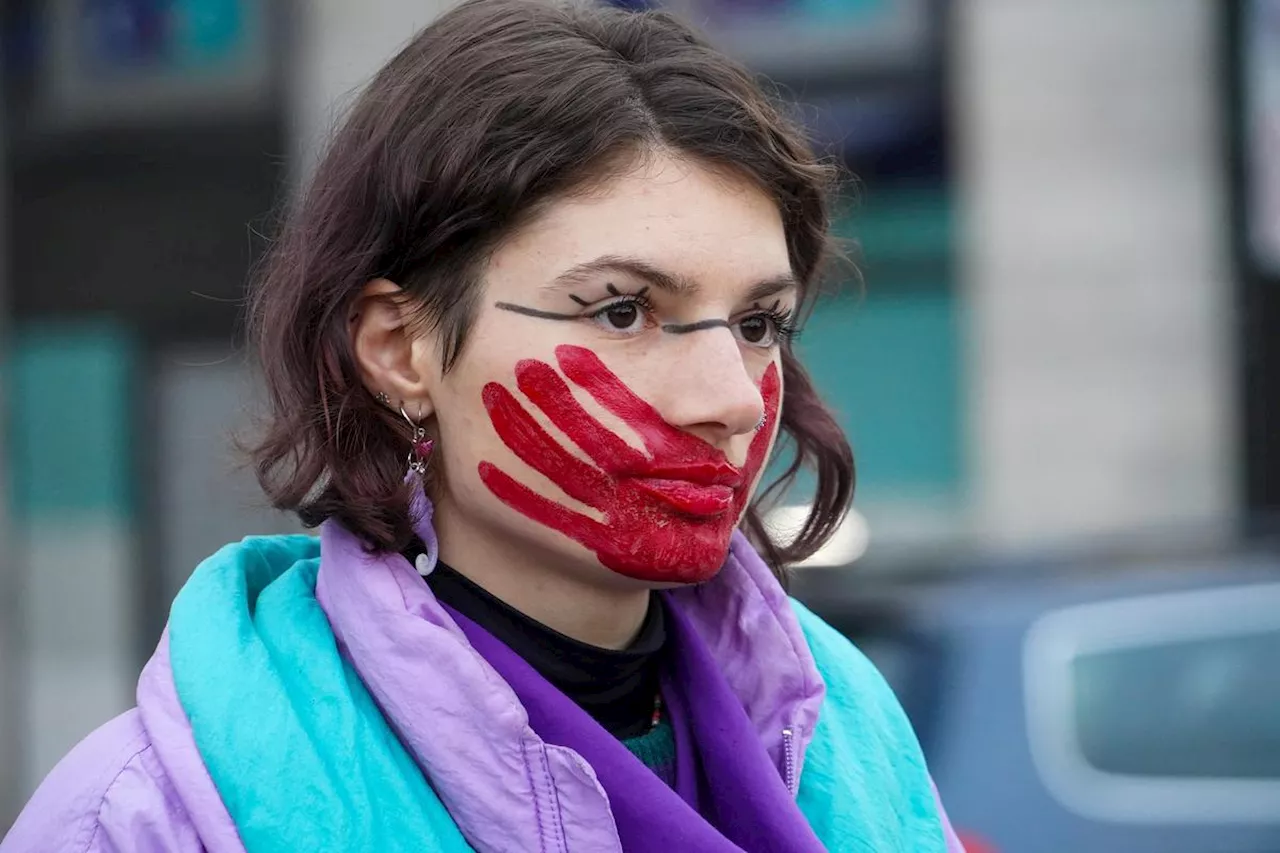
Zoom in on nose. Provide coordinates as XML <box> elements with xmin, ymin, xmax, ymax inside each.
<box><xmin>653</xmin><ymin>330</ymin><xmax>765</xmax><ymax>446</ymax></box>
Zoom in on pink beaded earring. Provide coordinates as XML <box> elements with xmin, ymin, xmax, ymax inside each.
<box><xmin>399</xmin><ymin>403</ymin><xmax>435</xmax><ymax>475</ymax></box>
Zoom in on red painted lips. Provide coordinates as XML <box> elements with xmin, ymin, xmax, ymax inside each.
<box><xmin>631</xmin><ymin>478</ymin><xmax>736</xmax><ymax>516</ymax></box>
<box><xmin>627</xmin><ymin>459</ymin><xmax>744</xmax><ymax>516</ymax></box>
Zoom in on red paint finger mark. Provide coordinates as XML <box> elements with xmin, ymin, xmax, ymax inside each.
<box><xmin>734</xmin><ymin>361</ymin><xmax>781</xmax><ymax>515</ymax></box>
<box><xmin>478</xmin><ymin>462</ymin><xmax>604</xmax><ymax>544</ymax></box>
<box><xmin>554</xmin><ymin>345</ymin><xmax>698</xmax><ymax>459</ymax></box>
<box><xmin>481</xmin><ymin>381</ymin><xmax>611</xmax><ymax>508</ymax></box>
<box><xmin>513</xmin><ymin>358</ymin><xmax>645</xmax><ymax>471</ymax></box>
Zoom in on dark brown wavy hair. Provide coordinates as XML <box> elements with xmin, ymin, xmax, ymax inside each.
<box><xmin>247</xmin><ymin>0</ymin><xmax>855</xmax><ymax>575</ymax></box>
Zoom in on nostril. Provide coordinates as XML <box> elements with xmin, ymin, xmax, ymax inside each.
<box><xmin>671</xmin><ymin>394</ymin><xmax>765</xmax><ymax>443</ymax></box>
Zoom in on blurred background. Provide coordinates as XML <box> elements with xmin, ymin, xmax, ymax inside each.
<box><xmin>1</xmin><ymin>0</ymin><xmax>1277</xmax><ymax>850</ymax></box>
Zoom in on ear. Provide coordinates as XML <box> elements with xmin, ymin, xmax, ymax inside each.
<box><xmin>351</xmin><ymin>278</ymin><xmax>438</xmax><ymax>418</ymax></box>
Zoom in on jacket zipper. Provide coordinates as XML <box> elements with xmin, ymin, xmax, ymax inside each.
<box><xmin>782</xmin><ymin>727</ymin><xmax>797</xmax><ymax>796</ymax></box>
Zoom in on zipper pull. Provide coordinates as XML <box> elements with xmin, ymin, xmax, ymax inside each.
<box><xmin>782</xmin><ymin>727</ymin><xmax>797</xmax><ymax>796</ymax></box>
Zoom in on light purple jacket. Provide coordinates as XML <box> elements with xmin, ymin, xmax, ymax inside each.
<box><xmin>3</xmin><ymin>521</ymin><xmax>965</xmax><ymax>852</ymax></box>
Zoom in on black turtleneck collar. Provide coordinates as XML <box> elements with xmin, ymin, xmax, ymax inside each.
<box><xmin>418</xmin><ymin>557</ymin><xmax>666</xmax><ymax>740</ymax></box>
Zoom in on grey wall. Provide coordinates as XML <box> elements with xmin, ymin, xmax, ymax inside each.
<box><xmin>956</xmin><ymin>0</ymin><xmax>1237</xmax><ymax>548</ymax></box>
<box><xmin>154</xmin><ymin>346</ymin><xmax>302</xmax><ymax>607</ymax></box>
<box><xmin>291</xmin><ymin>0</ymin><xmax>458</xmax><ymax>179</ymax></box>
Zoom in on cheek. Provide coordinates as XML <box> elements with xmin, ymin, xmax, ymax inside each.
<box><xmin>429</xmin><ymin>373</ymin><xmax>502</xmax><ymax>486</ymax></box>
<box><xmin>739</xmin><ymin>438</ymin><xmax>777</xmax><ymax>516</ymax></box>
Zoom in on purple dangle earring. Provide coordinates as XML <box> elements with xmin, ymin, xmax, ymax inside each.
<box><xmin>400</xmin><ymin>403</ymin><xmax>435</xmax><ymax>475</ymax></box>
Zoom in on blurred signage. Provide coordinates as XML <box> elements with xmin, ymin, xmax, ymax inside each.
<box><xmin>1245</xmin><ymin>0</ymin><xmax>1280</xmax><ymax>275</ymax></box>
<box><xmin>687</xmin><ymin>0</ymin><xmax>893</xmax><ymax>25</ymax></box>
<box><xmin>37</xmin><ymin>0</ymin><xmax>272</xmax><ymax>126</ymax></box>
<box><xmin>609</xmin><ymin>0</ymin><xmax>933</xmax><ymax>80</ymax></box>
<box><xmin>606</xmin><ymin>0</ymin><xmax>941</xmax><ymax>174</ymax></box>
<box><xmin>77</xmin><ymin>0</ymin><xmax>250</xmax><ymax>74</ymax></box>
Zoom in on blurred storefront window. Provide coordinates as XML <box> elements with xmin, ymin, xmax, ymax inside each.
<box><xmin>2</xmin><ymin>0</ymin><xmax>288</xmax><ymax>803</ymax></box>
<box><xmin>40</xmin><ymin>0</ymin><xmax>272</xmax><ymax>125</ymax></box>
<box><xmin>1234</xmin><ymin>0</ymin><xmax>1280</xmax><ymax>522</ymax></box>
<box><xmin>1243</xmin><ymin>0</ymin><xmax>1280</xmax><ymax>275</ymax></box>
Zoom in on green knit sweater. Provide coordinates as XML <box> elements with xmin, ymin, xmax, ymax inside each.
<box><xmin>621</xmin><ymin>716</ymin><xmax>677</xmax><ymax>788</ymax></box>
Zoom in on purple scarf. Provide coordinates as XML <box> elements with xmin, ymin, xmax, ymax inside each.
<box><xmin>444</xmin><ymin>596</ymin><xmax>825</xmax><ymax>853</ymax></box>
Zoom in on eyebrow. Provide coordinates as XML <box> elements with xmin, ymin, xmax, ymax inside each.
<box><xmin>545</xmin><ymin>254</ymin><xmax>800</xmax><ymax>303</ymax></box>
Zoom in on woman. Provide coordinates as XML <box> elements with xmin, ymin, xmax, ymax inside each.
<box><xmin>3</xmin><ymin>1</ymin><xmax>965</xmax><ymax>850</ymax></box>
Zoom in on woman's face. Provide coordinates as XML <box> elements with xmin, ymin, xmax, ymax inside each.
<box><xmin>427</xmin><ymin>151</ymin><xmax>794</xmax><ymax>588</ymax></box>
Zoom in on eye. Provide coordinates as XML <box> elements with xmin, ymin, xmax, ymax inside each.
<box><xmin>585</xmin><ymin>295</ymin><xmax>655</xmax><ymax>335</ymax></box>
<box><xmin>733</xmin><ymin>305</ymin><xmax>797</xmax><ymax>349</ymax></box>
<box><xmin>737</xmin><ymin>315</ymin><xmax>773</xmax><ymax>345</ymax></box>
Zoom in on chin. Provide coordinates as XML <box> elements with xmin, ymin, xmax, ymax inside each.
<box><xmin>599</xmin><ymin>524</ymin><xmax>733</xmax><ymax>586</ymax></box>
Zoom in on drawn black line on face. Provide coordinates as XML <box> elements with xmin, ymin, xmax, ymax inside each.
<box><xmin>660</xmin><ymin>318</ymin><xmax>731</xmax><ymax>334</ymax></box>
<box><xmin>494</xmin><ymin>290</ymin><xmax>789</xmax><ymax>337</ymax></box>
<box><xmin>493</xmin><ymin>302</ymin><xmax>579</xmax><ymax>321</ymax></box>
<box><xmin>499</xmin><ymin>283</ymin><xmax>646</xmax><ymax>321</ymax></box>
<box><xmin>567</xmin><ymin>282</ymin><xmax>636</xmax><ymax>307</ymax></box>
<box><xmin>494</xmin><ymin>300</ymin><xmax>734</xmax><ymax>333</ymax></box>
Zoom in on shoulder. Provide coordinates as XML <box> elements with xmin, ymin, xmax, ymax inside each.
<box><xmin>789</xmin><ymin>596</ymin><xmax>922</xmax><ymax>753</ymax></box>
<box><xmin>789</xmin><ymin>597</ymin><xmax>927</xmax><ymax>779</ymax></box>
<box><xmin>2</xmin><ymin>710</ymin><xmax>203</xmax><ymax>853</ymax></box>
<box><xmin>788</xmin><ymin>597</ymin><xmax>897</xmax><ymax>711</ymax></box>
<box><xmin>788</xmin><ymin>599</ymin><xmax>957</xmax><ymax>850</ymax></box>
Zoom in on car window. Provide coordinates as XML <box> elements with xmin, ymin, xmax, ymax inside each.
<box><xmin>1072</xmin><ymin>628</ymin><xmax>1280</xmax><ymax>779</ymax></box>
<box><xmin>1024</xmin><ymin>581</ymin><xmax>1280</xmax><ymax>823</ymax></box>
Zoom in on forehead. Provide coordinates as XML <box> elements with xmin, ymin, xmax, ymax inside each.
<box><xmin>488</xmin><ymin>153</ymin><xmax>793</xmax><ymax>295</ymax></box>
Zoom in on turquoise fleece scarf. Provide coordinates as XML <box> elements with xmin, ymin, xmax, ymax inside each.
<box><xmin>167</xmin><ymin>535</ymin><xmax>945</xmax><ymax>852</ymax></box>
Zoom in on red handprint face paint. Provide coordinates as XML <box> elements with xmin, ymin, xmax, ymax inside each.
<box><xmin>478</xmin><ymin>344</ymin><xmax>780</xmax><ymax>584</ymax></box>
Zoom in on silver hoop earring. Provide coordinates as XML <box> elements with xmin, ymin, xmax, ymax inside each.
<box><xmin>401</xmin><ymin>403</ymin><xmax>435</xmax><ymax>475</ymax></box>
<box><xmin>754</xmin><ymin>413</ymin><xmax>767</xmax><ymax>432</ymax></box>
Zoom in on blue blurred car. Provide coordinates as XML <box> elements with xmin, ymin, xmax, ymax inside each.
<box><xmin>793</xmin><ymin>548</ymin><xmax>1280</xmax><ymax>853</ymax></box>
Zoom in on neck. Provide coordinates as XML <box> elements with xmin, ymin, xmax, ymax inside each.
<box><xmin>433</xmin><ymin>512</ymin><xmax>651</xmax><ymax>650</ymax></box>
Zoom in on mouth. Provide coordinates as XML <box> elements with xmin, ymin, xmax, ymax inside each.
<box><xmin>631</xmin><ymin>478</ymin><xmax>736</xmax><ymax>517</ymax></box>
<box><xmin>636</xmin><ymin>459</ymin><xmax>743</xmax><ymax>488</ymax></box>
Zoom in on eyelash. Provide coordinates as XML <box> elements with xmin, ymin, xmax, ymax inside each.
<box><xmin>583</xmin><ymin>291</ymin><xmax>799</xmax><ymax>346</ymax></box>
<box><xmin>750</xmin><ymin>304</ymin><xmax>799</xmax><ymax>344</ymax></box>
<box><xmin>583</xmin><ymin>292</ymin><xmax>657</xmax><ymax>325</ymax></box>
